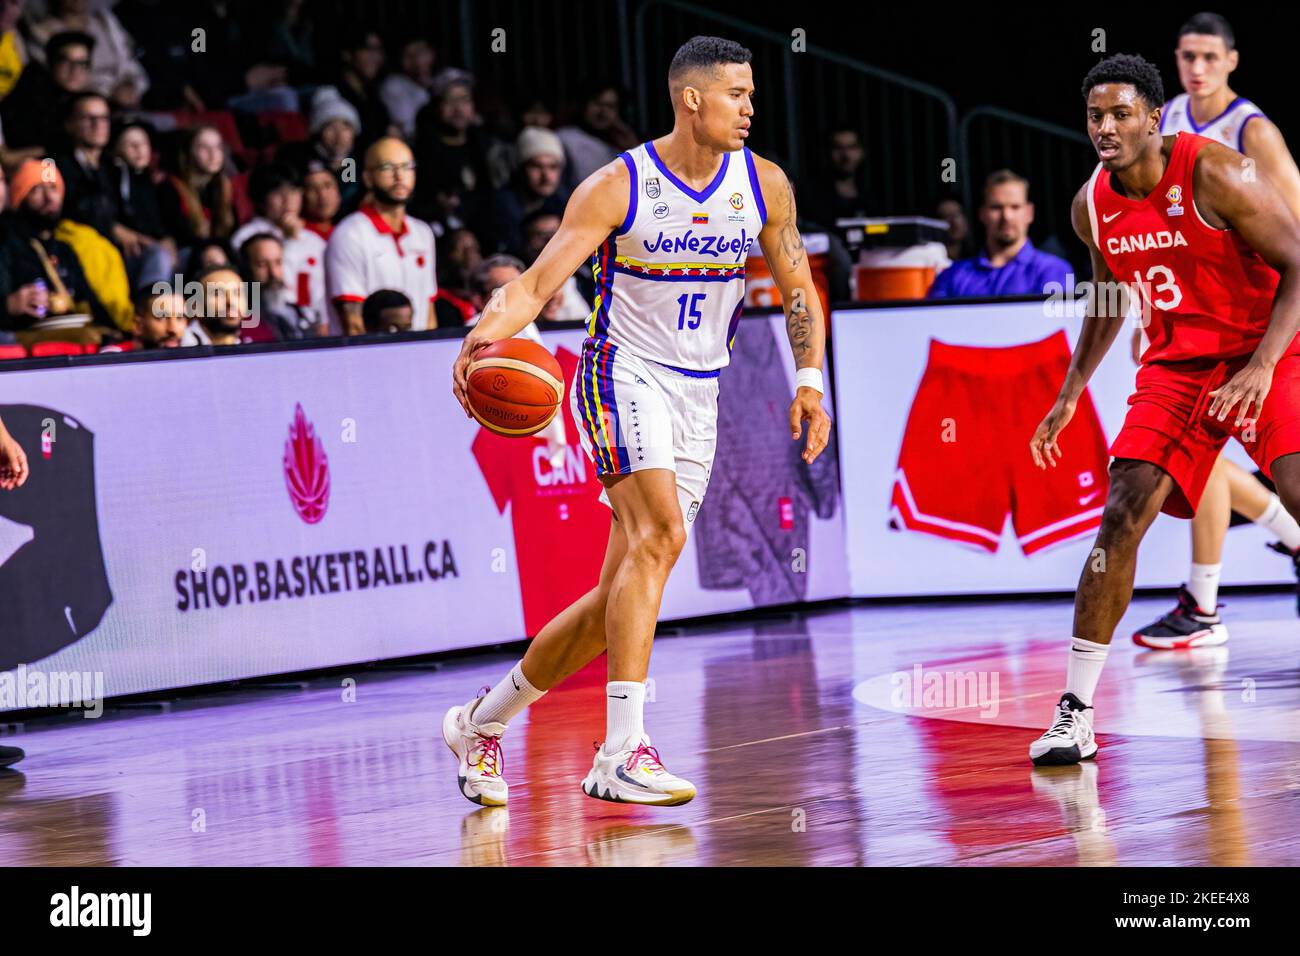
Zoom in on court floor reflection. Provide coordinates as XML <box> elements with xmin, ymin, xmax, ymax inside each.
<box><xmin>2</xmin><ymin>592</ymin><xmax>1298</xmax><ymax>865</ymax></box>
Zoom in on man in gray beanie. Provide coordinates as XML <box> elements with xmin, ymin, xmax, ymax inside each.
<box><xmin>279</xmin><ymin>86</ymin><xmax>363</xmax><ymax>213</ymax></box>
<box><xmin>491</xmin><ymin>125</ymin><xmax>568</xmax><ymax>254</ymax></box>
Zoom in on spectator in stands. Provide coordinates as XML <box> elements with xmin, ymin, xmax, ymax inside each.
<box><xmin>264</xmin><ymin>0</ymin><xmax>315</xmax><ymax>83</ymax></box>
<box><xmin>335</xmin><ymin>29</ymin><xmax>391</xmax><ymax>148</ymax></box>
<box><xmin>492</xmin><ymin>126</ymin><xmax>567</xmax><ymax>255</ymax></box>
<box><xmin>381</xmin><ymin>37</ymin><xmax>436</xmax><ymax>140</ymax></box>
<box><xmin>27</xmin><ymin>0</ymin><xmax>149</xmax><ymax>108</ymax></box>
<box><xmin>325</xmin><ymin>136</ymin><xmax>437</xmax><ymax>334</ymax></box>
<box><xmin>412</xmin><ymin>68</ymin><xmax>489</xmax><ymax>231</ymax></box>
<box><xmin>802</xmin><ymin>127</ymin><xmax>872</xmax><ymax>229</ymax></box>
<box><xmin>229</xmin><ymin>163</ymin><xmax>326</xmax><ymax>334</ymax></box>
<box><xmin>1</xmin><ymin>29</ymin><xmax>93</xmax><ymax>151</ymax></box>
<box><xmin>100</xmin><ymin>287</ymin><xmax>187</xmax><ymax>351</ymax></box>
<box><xmin>159</xmin><ymin>125</ymin><xmax>238</xmax><ymax>248</ymax></box>
<box><xmin>362</xmin><ymin>288</ymin><xmax>413</xmax><ymax>334</ymax></box>
<box><xmin>281</xmin><ymin>86</ymin><xmax>362</xmax><ymax>214</ymax></box>
<box><xmin>0</xmin><ymin>158</ymin><xmax>125</xmax><ymax>341</ymax></box>
<box><xmin>53</xmin><ymin>91</ymin><xmax>117</xmax><ymax>237</ymax></box>
<box><xmin>300</xmin><ymin>159</ymin><xmax>341</xmax><ymax>240</ymax></box>
<box><xmin>557</xmin><ymin>80</ymin><xmax>638</xmax><ymax>191</ymax></box>
<box><xmin>188</xmin><ymin>238</ymin><xmax>232</xmax><ymax>271</ymax></box>
<box><xmin>926</xmin><ymin>170</ymin><xmax>1071</xmax><ymax>299</ymax></box>
<box><xmin>241</xmin><ymin>232</ymin><xmax>316</xmax><ymax>339</ymax></box>
<box><xmin>181</xmin><ymin>264</ymin><xmax>257</xmax><ymax>346</ymax></box>
<box><xmin>434</xmin><ymin>226</ymin><xmax>478</xmax><ymax>326</ymax></box>
<box><xmin>519</xmin><ymin>209</ymin><xmax>588</xmax><ymax>320</ymax></box>
<box><xmin>111</xmin><ymin>120</ymin><xmax>173</xmax><ymax>281</ymax></box>
<box><xmin>0</xmin><ymin>0</ymin><xmax>30</xmax><ymax>102</ymax></box>
<box><xmin>439</xmin><ymin>226</ymin><xmax>481</xmax><ymax>294</ymax></box>
<box><xmin>935</xmin><ymin>195</ymin><xmax>974</xmax><ymax>263</ymax></box>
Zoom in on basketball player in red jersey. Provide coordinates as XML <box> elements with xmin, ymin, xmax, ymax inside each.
<box><xmin>1131</xmin><ymin>12</ymin><xmax>1300</xmax><ymax>649</ymax></box>
<box><xmin>443</xmin><ymin>37</ymin><xmax>830</xmax><ymax>805</ymax></box>
<box><xmin>1027</xmin><ymin>53</ymin><xmax>1300</xmax><ymax>765</ymax></box>
<box><xmin>0</xmin><ymin>413</ymin><xmax>29</xmax><ymax>768</ymax></box>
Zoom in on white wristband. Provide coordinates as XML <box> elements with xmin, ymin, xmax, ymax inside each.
<box><xmin>795</xmin><ymin>367</ymin><xmax>824</xmax><ymax>394</ymax></box>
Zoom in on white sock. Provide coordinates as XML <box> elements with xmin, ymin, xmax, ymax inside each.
<box><xmin>1256</xmin><ymin>494</ymin><xmax>1300</xmax><ymax>551</ymax></box>
<box><xmin>603</xmin><ymin>681</ymin><xmax>645</xmax><ymax>753</ymax></box>
<box><xmin>1188</xmin><ymin>562</ymin><xmax>1222</xmax><ymax>613</ymax></box>
<box><xmin>1065</xmin><ymin>637</ymin><xmax>1109</xmax><ymax>707</ymax></box>
<box><xmin>474</xmin><ymin>661</ymin><xmax>546</xmax><ymax>728</ymax></box>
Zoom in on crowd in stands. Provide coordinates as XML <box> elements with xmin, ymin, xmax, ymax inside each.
<box><xmin>0</xmin><ymin>0</ymin><xmax>1065</xmax><ymax>360</ymax></box>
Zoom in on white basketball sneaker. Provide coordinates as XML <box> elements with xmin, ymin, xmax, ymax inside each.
<box><xmin>581</xmin><ymin>736</ymin><xmax>696</xmax><ymax>806</ymax></box>
<box><xmin>442</xmin><ymin>693</ymin><xmax>508</xmax><ymax>807</ymax></box>
<box><xmin>1028</xmin><ymin>693</ymin><xmax>1098</xmax><ymax>766</ymax></box>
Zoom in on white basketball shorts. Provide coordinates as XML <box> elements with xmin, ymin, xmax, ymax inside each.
<box><xmin>570</xmin><ymin>336</ymin><xmax>719</xmax><ymax>533</ymax></box>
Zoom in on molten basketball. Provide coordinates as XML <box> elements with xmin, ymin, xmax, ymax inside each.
<box><xmin>466</xmin><ymin>339</ymin><xmax>565</xmax><ymax>436</ymax></box>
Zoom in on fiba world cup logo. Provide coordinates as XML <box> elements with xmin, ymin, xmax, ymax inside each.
<box><xmin>284</xmin><ymin>403</ymin><xmax>330</xmax><ymax>524</ymax></box>
<box><xmin>729</xmin><ymin>192</ymin><xmax>744</xmax><ymax>210</ymax></box>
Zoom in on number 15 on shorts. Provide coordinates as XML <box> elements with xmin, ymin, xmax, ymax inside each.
<box><xmin>677</xmin><ymin>293</ymin><xmax>705</xmax><ymax>330</ymax></box>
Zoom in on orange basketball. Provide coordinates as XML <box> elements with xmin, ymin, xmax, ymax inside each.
<box><xmin>466</xmin><ymin>339</ymin><xmax>565</xmax><ymax>436</ymax></box>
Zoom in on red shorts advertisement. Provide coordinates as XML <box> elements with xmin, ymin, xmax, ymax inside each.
<box><xmin>835</xmin><ymin>298</ymin><xmax>1299</xmax><ymax>597</ymax></box>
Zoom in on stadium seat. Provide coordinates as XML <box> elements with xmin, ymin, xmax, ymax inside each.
<box><xmin>0</xmin><ymin>344</ymin><xmax>27</xmax><ymax>360</ymax></box>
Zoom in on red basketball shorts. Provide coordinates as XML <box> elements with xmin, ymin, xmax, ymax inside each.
<box><xmin>1111</xmin><ymin>349</ymin><xmax>1300</xmax><ymax>518</ymax></box>
<box><xmin>890</xmin><ymin>330</ymin><xmax>1111</xmax><ymax>555</ymax></box>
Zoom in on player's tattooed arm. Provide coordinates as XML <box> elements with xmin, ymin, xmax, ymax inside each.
<box><xmin>778</xmin><ymin>174</ymin><xmax>805</xmax><ymax>271</ymax></box>
<box><xmin>755</xmin><ymin>155</ymin><xmax>830</xmax><ymax>464</ymax></box>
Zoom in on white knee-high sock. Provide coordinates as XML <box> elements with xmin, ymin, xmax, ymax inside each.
<box><xmin>474</xmin><ymin>661</ymin><xmax>546</xmax><ymax>728</ymax></box>
<box><xmin>603</xmin><ymin>681</ymin><xmax>646</xmax><ymax>753</ymax></box>
<box><xmin>1065</xmin><ymin>637</ymin><xmax>1109</xmax><ymax>707</ymax></box>
<box><xmin>1257</xmin><ymin>494</ymin><xmax>1300</xmax><ymax>551</ymax></box>
<box><xmin>1188</xmin><ymin>562</ymin><xmax>1222</xmax><ymax>613</ymax></box>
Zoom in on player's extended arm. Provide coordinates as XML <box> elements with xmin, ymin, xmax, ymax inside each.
<box><xmin>755</xmin><ymin>156</ymin><xmax>830</xmax><ymax>465</ymax></box>
<box><xmin>450</xmin><ymin>160</ymin><xmax>629</xmax><ymax>417</ymax></box>
<box><xmin>1030</xmin><ymin>184</ymin><xmax>1128</xmax><ymax>469</ymax></box>
<box><xmin>0</xmin><ymin>414</ymin><xmax>30</xmax><ymax>490</ymax></box>
<box><xmin>1197</xmin><ymin>141</ymin><xmax>1300</xmax><ymax>424</ymax></box>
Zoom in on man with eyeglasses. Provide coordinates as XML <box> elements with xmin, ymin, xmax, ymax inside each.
<box><xmin>326</xmin><ymin>136</ymin><xmax>438</xmax><ymax>335</ymax></box>
<box><xmin>1</xmin><ymin>30</ymin><xmax>93</xmax><ymax>152</ymax></box>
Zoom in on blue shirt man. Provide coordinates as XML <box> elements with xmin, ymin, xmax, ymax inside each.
<box><xmin>927</xmin><ymin>170</ymin><xmax>1071</xmax><ymax>299</ymax></box>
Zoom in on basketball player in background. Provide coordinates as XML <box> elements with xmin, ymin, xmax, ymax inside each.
<box><xmin>1133</xmin><ymin>12</ymin><xmax>1300</xmax><ymax>649</ymax></box>
<box><xmin>445</xmin><ymin>36</ymin><xmax>830</xmax><ymax>806</ymax></box>
<box><xmin>1028</xmin><ymin>53</ymin><xmax>1300</xmax><ymax>765</ymax></box>
<box><xmin>0</xmin><ymin>412</ymin><xmax>29</xmax><ymax>769</ymax></box>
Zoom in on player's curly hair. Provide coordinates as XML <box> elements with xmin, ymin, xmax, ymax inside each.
<box><xmin>1081</xmin><ymin>53</ymin><xmax>1165</xmax><ymax>111</ymax></box>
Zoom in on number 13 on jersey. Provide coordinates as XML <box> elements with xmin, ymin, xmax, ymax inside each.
<box><xmin>676</xmin><ymin>293</ymin><xmax>705</xmax><ymax>331</ymax></box>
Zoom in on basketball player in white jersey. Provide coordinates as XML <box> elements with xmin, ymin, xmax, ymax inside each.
<box><xmin>442</xmin><ymin>36</ymin><xmax>830</xmax><ymax>807</ymax></box>
<box><xmin>1132</xmin><ymin>11</ymin><xmax>1300</xmax><ymax>649</ymax></box>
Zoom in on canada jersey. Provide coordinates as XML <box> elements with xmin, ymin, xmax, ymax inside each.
<box><xmin>1160</xmin><ymin>93</ymin><xmax>1265</xmax><ymax>153</ymax></box>
<box><xmin>587</xmin><ymin>141</ymin><xmax>768</xmax><ymax>372</ymax></box>
<box><xmin>1087</xmin><ymin>132</ymin><xmax>1280</xmax><ymax>364</ymax></box>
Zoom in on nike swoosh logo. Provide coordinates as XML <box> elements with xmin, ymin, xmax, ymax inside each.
<box><xmin>1078</xmin><ymin>492</ymin><xmax>1100</xmax><ymax>506</ymax></box>
<box><xmin>1102</xmin><ymin>211</ymin><xmax>1122</xmax><ymax>223</ymax></box>
<box><xmin>616</xmin><ymin>766</ymin><xmax>654</xmax><ymax>790</ymax></box>
<box><xmin>608</xmin><ymin>693</ymin><xmax>629</xmax><ymax>699</ymax></box>
<box><xmin>511</xmin><ymin>675</ymin><xmax>520</xmax><ymax>691</ymax></box>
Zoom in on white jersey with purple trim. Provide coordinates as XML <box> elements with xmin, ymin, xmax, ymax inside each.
<box><xmin>1159</xmin><ymin>92</ymin><xmax>1265</xmax><ymax>152</ymax></box>
<box><xmin>586</xmin><ymin>141</ymin><xmax>768</xmax><ymax>372</ymax></box>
